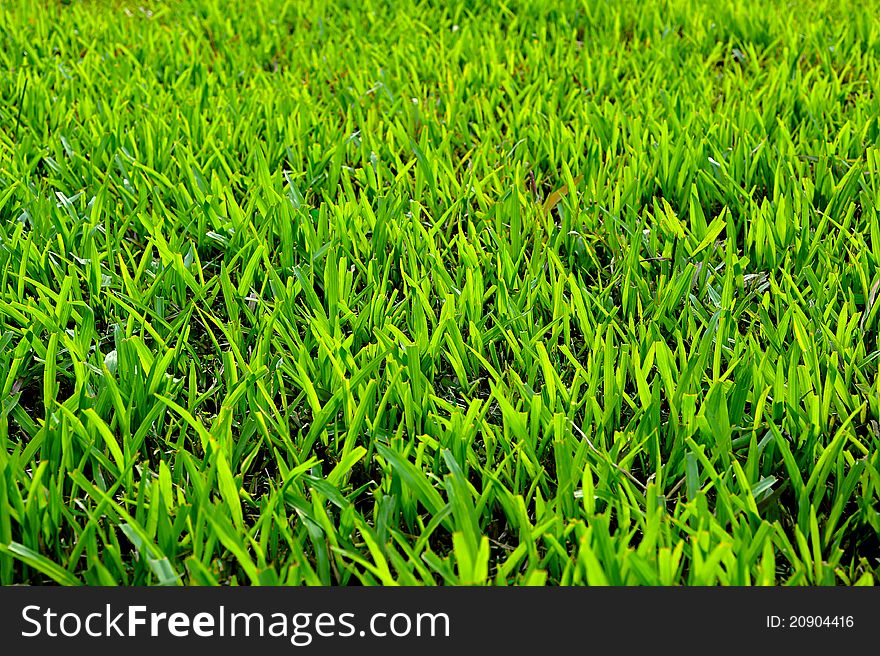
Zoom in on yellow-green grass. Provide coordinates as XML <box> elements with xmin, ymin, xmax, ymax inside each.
<box><xmin>0</xmin><ymin>0</ymin><xmax>878</xmax><ymax>585</ymax></box>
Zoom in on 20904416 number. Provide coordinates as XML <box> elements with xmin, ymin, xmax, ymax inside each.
<box><xmin>793</xmin><ymin>616</ymin><xmax>853</xmax><ymax>628</ymax></box>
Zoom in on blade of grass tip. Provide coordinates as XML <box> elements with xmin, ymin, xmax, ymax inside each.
<box><xmin>14</xmin><ymin>77</ymin><xmax>27</xmax><ymax>143</ymax></box>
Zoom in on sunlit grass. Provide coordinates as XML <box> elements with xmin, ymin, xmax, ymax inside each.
<box><xmin>0</xmin><ymin>0</ymin><xmax>878</xmax><ymax>585</ymax></box>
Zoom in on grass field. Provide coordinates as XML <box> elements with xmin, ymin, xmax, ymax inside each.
<box><xmin>0</xmin><ymin>0</ymin><xmax>878</xmax><ymax>586</ymax></box>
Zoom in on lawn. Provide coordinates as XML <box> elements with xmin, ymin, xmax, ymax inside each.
<box><xmin>0</xmin><ymin>0</ymin><xmax>878</xmax><ymax>586</ymax></box>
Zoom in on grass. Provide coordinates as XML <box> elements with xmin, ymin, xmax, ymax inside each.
<box><xmin>0</xmin><ymin>0</ymin><xmax>878</xmax><ymax>586</ymax></box>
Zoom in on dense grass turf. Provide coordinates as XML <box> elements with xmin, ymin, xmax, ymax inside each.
<box><xmin>0</xmin><ymin>0</ymin><xmax>878</xmax><ymax>586</ymax></box>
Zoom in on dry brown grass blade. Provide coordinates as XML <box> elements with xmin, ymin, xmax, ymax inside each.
<box><xmin>541</xmin><ymin>174</ymin><xmax>583</xmax><ymax>215</ymax></box>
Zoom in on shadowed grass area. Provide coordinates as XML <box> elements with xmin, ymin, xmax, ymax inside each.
<box><xmin>0</xmin><ymin>0</ymin><xmax>878</xmax><ymax>585</ymax></box>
